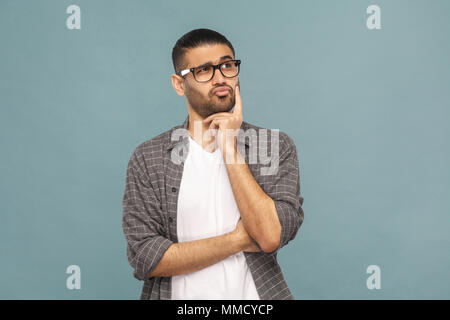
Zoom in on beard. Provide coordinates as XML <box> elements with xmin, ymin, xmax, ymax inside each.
<box><xmin>184</xmin><ymin>84</ymin><xmax>237</xmax><ymax>118</ymax></box>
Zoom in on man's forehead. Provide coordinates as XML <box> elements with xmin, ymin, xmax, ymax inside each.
<box><xmin>184</xmin><ymin>44</ymin><xmax>234</xmax><ymax>67</ymax></box>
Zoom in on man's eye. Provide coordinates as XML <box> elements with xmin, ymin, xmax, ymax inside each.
<box><xmin>198</xmin><ymin>67</ymin><xmax>210</xmax><ymax>73</ymax></box>
<box><xmin>222</xmin><ymin>62</ymin><xmax>232</xmax><ymax>69</ymax></box>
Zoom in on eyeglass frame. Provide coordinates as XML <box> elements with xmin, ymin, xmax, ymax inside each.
<box><xmin>178</xmin><ymin>59</ymin><xmax>241</xmax><ymax>82</ymax></box>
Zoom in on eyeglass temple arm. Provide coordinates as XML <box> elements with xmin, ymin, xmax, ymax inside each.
<box><xmin>180</xmin><ymin>69</ymin><xmax>190</xmax><ymax>77</ymax></box>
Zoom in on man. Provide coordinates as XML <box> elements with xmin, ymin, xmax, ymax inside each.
<box><xmin>122</xmin><ymin>28</ymin><xmax>304</xmax><ymax>300</ymax></box>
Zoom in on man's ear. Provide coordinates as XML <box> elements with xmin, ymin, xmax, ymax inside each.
<box><xmin>171</xmin><ymin>74</ymin><xmax>185</xmax><ymax>96</ymax></box>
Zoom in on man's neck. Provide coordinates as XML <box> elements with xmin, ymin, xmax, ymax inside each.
<box><xmin>187</xmin><ymin>109</ymin><xmax>217</xmax><ymax>152</ymax></box>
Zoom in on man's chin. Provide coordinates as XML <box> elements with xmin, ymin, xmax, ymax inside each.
<box><xmin>212</xmin><ymin>104</ymin><xmax>233</xmax><ymax>114</ymax></box>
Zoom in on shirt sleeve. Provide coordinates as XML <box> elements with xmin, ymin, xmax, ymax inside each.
<box><xmin>265</xmin><ymin>133</ymin><xmax>305</xmax><ymax>254</ymax></box>
<box><xmin>122</xmin><ymin>149</ymin><xmax>173</xmax><ymax>281</ymax></box>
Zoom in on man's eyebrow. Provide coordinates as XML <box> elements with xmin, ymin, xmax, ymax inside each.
<box><xmin>195</xmin><ymin>55</ymin><xmax>234</xmax><ymax>69</ymax></box>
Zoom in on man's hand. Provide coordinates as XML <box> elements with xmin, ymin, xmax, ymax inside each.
<box><xmin>233</xmin><ymin>218</ymin><xmax>261</xmax><ymax>253</ymax></box>
<box><xmin>202</xmin><ymin>84</ymin><xmax>242</xmax><ymax>158</ymax></box>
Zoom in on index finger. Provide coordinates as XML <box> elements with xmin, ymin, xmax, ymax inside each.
<box><xmin>233</xmin><ymin>85</ymin><xmax>242</xmax><ymax>117</ymax></box>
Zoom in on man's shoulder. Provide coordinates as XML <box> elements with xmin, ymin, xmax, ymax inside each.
<box><xmin>134</xmin><ymin>128</ymin><xmax>171</xmax><ymax>153</ymax></box>
<box><xmin>128</xmin><ymin>122</ymin><xmax>183</xmax><ymax>168</ymax></box>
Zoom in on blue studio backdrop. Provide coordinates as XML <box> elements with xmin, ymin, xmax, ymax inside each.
<box><xmin>1</xmin><ymin>0</ymin><xmax>449</xmax><ymax>299</ymax></box>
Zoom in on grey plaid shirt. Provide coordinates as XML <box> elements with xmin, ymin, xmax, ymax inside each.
<box><xmin>122</xmin><ymin>115</ymin><xmax>304</xmax><ymax>300</ymax></box>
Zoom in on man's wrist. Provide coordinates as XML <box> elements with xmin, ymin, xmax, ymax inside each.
<box><xmin>226</xmin><ymin>230</ymin><xmax>246</xmax><ymax>253</ymax></box>
<box><xmin>223</xmin><ymin>139</ymin><xmax>245</xmax><ymax>165</ymax></box>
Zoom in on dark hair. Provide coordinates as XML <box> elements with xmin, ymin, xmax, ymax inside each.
<box><xmin>172</xmin><ymin>28</ymin><xmax>235</xmax><ymax>75</ymax></box>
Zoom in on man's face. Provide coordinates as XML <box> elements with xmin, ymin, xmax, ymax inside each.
<box><xmin>180</xmin><ymin>44</ymin><xmax>240</xmax><ymax>118</ymax></box>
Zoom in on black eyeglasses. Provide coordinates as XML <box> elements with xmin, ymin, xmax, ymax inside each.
<box><xmin>179</xmin><ymin>59</ymin><xmax>241</xmax><ymax>83</ymax></box>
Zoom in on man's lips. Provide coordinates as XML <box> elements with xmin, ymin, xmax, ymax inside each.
<box><xmin>213</xmin><ymin>87</ymin><xmax>231</xmax><ymax>96</ymax></box>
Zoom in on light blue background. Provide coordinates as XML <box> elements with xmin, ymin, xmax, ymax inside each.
<box><xmin>1</xmin><ymin>0</ymin><xmax>449</xmax><ymax>299</ymax></box>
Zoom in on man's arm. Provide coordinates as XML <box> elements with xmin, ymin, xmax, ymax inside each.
<box><xmin>122</xmin><ymin>149</ymin><xmax>173</xmax><ymax>281</ymax></box>
<box><xmin>149</xmin><ymin>219</ymin><xmax>258</xmax><ymax>278</ymax></box>
<box><xmin>202</xmin><ymin>86</ymin><xmax>303</xmax><ymax>254</ymax></box>
<box><xmin>223</xmin><ymin>140</ymin><xmax>281</xmax><ymax>253</ymax></box>
<box><xmin>223</xmin><ymin>132</ymin><xmax>304</xmax><ymax>254</ymax></box>
<box><xmin>122</xmin><ymin>148</ymin><xmax>259</xmax><ymax>280</ymax></box>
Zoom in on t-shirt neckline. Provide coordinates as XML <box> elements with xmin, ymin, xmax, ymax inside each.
<box><xmin>188</xmin><ymin>136</ymin><xmax>220</xmax><ymax>157</ymax></box>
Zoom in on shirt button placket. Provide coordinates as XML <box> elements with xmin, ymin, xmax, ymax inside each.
<box><xmin>169</xmin><ymin>187</ymin><xmax>177</xmax><ymax>230</ymax></box>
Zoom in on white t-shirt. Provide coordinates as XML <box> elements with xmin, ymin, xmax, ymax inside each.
<box><xmin>171</xmin><ymin>136</ymin><xmax>260</xmax><ymax>300</ymax></box>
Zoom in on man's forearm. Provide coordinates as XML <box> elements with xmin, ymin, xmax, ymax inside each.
<box><xmin>149</xmin><ymin>231</ymin><xmax>244</xmax><ymax>278</ymax></box>
<box><xmin>224</xmin><ymin>143</ymin><xmax>282</xmax><ymax>253</ymax></box>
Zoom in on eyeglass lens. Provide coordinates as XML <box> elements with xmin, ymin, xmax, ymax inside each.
<box><xmin>193</xmin><ymin>61</ymin><xmax>239</xmax><ymax>82</ymax></box>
